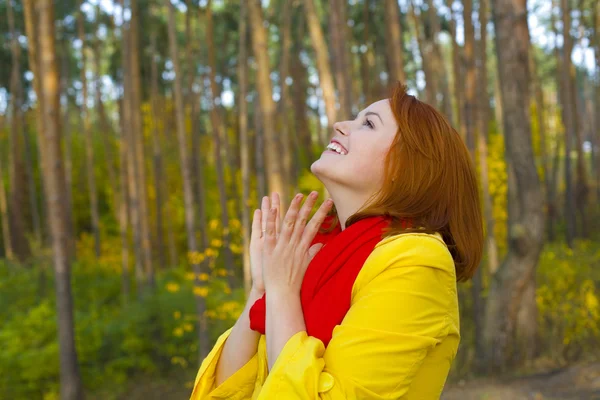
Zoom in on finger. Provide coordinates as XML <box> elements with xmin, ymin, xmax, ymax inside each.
<box><xmin>261</xmin><ymin>195</ymin><xmax>270</xmax><ymax>235</ymax></box>
<box><xmin>265</xmin><ymin>206</ymin><xmax>278</xmax><ymax>249</ymax></box>
<box><xmin>280</xmin><ymin>193</ymin><xmax>304</xmax><ymax>241</ymax></box>
<box><xmin>300</xmin><ymin>198</ymin><xmax>334</xmax><ymax>250</ymax></box>
<box><xmin>271</xmin><ymin>192</ymin><xmax>280</xmax><ymax>236</ymax></box>
<box><xmin>251</xmin><ymin>209</ymin><xmax>262</xmax><ymax>240</ymax></box>
<box><xmin>291</xmin><ymin>191</ymin><xmax>319</xmax><ymax>243</ymax></box>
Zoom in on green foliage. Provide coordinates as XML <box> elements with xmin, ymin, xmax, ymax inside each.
<box><xmin>0</xmin><ymin>256</ymin><xmax>245</xmax><ymax>399</ymax></box>
<box><xmin>536</xmin><ymin>240</ymin><xmax>600</xmax><ymax>362</ymax></box>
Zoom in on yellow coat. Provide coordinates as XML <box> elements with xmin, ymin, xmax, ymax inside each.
<box><xmin>190</xmin><ymin>232</ymin><xmax>460</xmax><ymax>399</ymax></box>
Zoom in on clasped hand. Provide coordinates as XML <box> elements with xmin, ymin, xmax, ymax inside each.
<box><xmin>252</xmin><ymin>191</ymin><xmax>333</xmax><ymax>297</ymax></box>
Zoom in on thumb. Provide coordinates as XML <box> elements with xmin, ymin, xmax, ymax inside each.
<box><xmin>307</xmin><ymin>243</ymin><xmax>324</xmax><ymax>261</ymax></box>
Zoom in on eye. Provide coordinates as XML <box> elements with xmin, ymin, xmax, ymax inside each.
<box><xmin>363</xmin><ymin>118</ymin><xmax>374</xmax><ymax>129</ymax></box>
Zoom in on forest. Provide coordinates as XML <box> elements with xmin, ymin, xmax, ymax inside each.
<box><xmin>0</xmin><ymin>0</ymin><xmax>599</xmax><ymax>399</ymax></box>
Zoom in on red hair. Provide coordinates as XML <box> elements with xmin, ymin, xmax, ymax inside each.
<box><xmin>322</xmin><ymin>82</ymin><xmax>483</xmax><ymax>282</ymax></box>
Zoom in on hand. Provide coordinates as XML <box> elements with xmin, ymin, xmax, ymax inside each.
<box><xmin>262</xmin><ymin>191</ymin><xmax>334</xmax><ymax>296</ymax></box>
<box><xmin>249</xmin><ymin>193</ymin><xmax>281</xmax><ymax>294</ymax></box>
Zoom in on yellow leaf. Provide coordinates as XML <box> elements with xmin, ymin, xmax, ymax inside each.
<box><xmin>174</xmin><ymin>311</ymin><xmax>181</xmax><ymax>320</ymax></box>
<box><xmin>199</xmin><ymin>273</ymin><xmax>210</xmax><ymax>281</ymax></box>
<box><xmin>193</xmin><ymin>286</ymin><xmax>209</xmax><ymax>297</ymax></box>
<box><xmin>166</xmin><ymin>282</ymin><xmax>180</xmax><ymax>293</ymax></box>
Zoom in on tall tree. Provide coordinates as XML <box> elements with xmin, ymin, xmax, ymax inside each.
<box><xmin>29</xmin><ymin>0</ymin><xmax>84</xmax><ymax>397</ymax></box>
<box><xmin>384</xmin><ymin>0</ymin><xmax>406</xmax><ymax>84</ymax></box>
<box><xmin>77</xmin><ymin>0</ymin><xmax>102</xmax><ymax>258</ymax></box>
<box><xmin>445</xmin><ymin>0</ymin><xmax>465</xmax><ymax>135</ymax></box>
<box><xmin>206</xmin><ymin>1</ymin><xmax>237</xmax><ymax>288</ymax></box>
<box><xmin>7</xmin><ymin>0</ymin><xmax>30</xmax><ymax>261</ymax></box>
<box><xmin>248</xmin><ymin>0</ymin><xmax>289</xmax><ymax>208</ymax></box>
<box><xmin>129</xmin><ymin>0</ymin><xmax>154</xmax><ymax>286</ymax></box>
<box><xmin>239</xmin><ymin>0</ymin><xmax>252</xmax><ymax>296</ymax></box>
<box><xmin>329</xmin><ymin>0</ymin><xmax>353</xmax><ymax>119</ymax></box>
<box><xmin>559</xmin><ymin>0</ymin><xmax>577</xmax><ymax>247</ymax></box>
<box><xmin>408</xmin><ymin>2</ymin><xmax>436</xmax><ymax>104</ymax></box>
<box><xmin>166</xmin><ymin>0</ymin><xmax>210</xmax><ymax>358</ymax></box>
<box><xmin>303</xmin><ymin>0</ymin><xmax>337</xmax><ymax>143</ymax></box>
<box><xmin>0</xmin><ymin>152</ymin><xmax>13</xmax><ymax>260</ymax></box>
<box><xmin>484</xmin><ymin>0</ymin><xmax>545</xmax><ymax>371</ymax></box>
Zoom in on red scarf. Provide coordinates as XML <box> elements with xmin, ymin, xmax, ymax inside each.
<box><xmin>248</xmin><ymin>215</ymin><xmax>393</xmax><ymax>347</ymax></box>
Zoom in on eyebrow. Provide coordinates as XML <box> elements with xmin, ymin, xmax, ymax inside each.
<box><xmin>365</xmin><ymin>111</ymin><xmax>384</xmax><ymax>126</ymax></box>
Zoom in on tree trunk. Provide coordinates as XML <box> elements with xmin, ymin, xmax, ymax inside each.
<box><xmin>166</xmin><ymin>0</ymin><xmax>210</xmax><ymax>359</ymax></box>
<box><xmin>530</xmin><ymin>47</ymin><xmax>552</xmax><ymax>244</ymax></box>
<box><xmin>120</xmin><ymin>0</ymin><xmax>144</xmax><ymax>294</ymax></box>
<box><xmin>445</xmin><ymin>0</ymin><xmax>465</xmax><ymax>135</ymax></box>
<box><xmin>484</xmin><ymin>0</ymin><xmax>545</xmax><ymax>372</ymax></box>
<box><xmin>60</xmin><ymin>40</ymin><xmax>75</xmax><ymax>257</ymax></box>
<box><xmin>279</xmin><ymin>0</ymin><xmax>295</xmax><ymax>200</ymax></box>
<box><xmin>594</xmin><ymin>2</ymin><xmax>600</xmax><ymax>202</ymax></box>
<box><xmin>149</xmin><ymin>29</ymin><xmax>166</xmax><ymax>270</ymax></box>
<box><xmin>329</xmin><ymin>0</ymin><xmax>353</xmax><ymax>119</ymax></box>
<box><xmin>426</xmin><ymin>0</ymin><xmax>452</xmax><ymax>118</ymax></box>
<box><xmin>130</xmin><ymin>0</ymin><xmax>154</xmax><ymax>287</ymax></box>
<box><xmin>77</xmin><ymin>0</ymin><xmax>102</xmax><ymax>258</ymax></box>
<box><xmin>118</xmin><ymin>99</ymin><xmax>131</xmax><ymax>304</ymax></box>
<box><xmin>560</xmin><ymin>0</ymin><xmax>577</xmax><ymax>247</ymax></box>
<box><xmin>7</xmin><ymin>0</ymin><xmax>31</xmax><ymax>261</ymax></box>
<box><xmin>238</xmin><ymin>0</ymin><xmax>252</xmax><ymax>296</ymax></box>
<box><xmin>254</xmin><ymin>96</ymin><xmax>267</xmax><ymax>202</ymax></box>
<box><xmin>408</xmin><ymin>2</ymin><xmax>436</xmax><ymax>104</ymax></box>
<box><xmin>34</xmin><ymin>1</ymin><xmax>84</xmax><ymax>397</ymax></box>
<box><xmin>384</xmin><ymin>0</ymin><xmax>406</xmax><ymax>84</ymax></box>
<box><xmin>303</xmin><ymin>0</ymin><xmax>337</xmax><ymax>142</ymax></box>
<box><xmin>0</xmin><ymin>151</ymin><xmax>13</xmax><ymax>260</ymax></box>
<box><xmin>207</xmin><ymin>1</ymin><xmax>237</xmax><ymax>289</ymax></box>
<box><xmin>248</xmin><ymin>0</ymin><xmax>289</xmax><ymax>208</ymax></box>
<box><xmin>463</xmin><ymin>0</ymin><xmax>477</xmax><ymax>154</ymax></box>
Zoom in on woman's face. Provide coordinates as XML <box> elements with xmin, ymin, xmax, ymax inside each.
<box><xmin>311</xmin><ymin>99</ymin><xmax>399</xmax><ymax>195</ymax></box>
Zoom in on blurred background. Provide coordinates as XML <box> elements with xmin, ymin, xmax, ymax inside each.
<box><xmin>1</xmin><ymin>0</ymin><xmax>599</xmax><ymax>399</ymax></box>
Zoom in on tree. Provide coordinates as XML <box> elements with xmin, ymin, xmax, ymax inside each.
<box><xmin>384</xmin><ymin>0</ymin><xmax>406</xmax><ymax>84</ymax></box>
<box><xmin>7</xmin><ymin>0</ymin><xmax>30</xmax><ymax>261</ymax></box>
<box><xmin>165</xmin><ymin>0</ymin><xmax>210</xmax><ymax>359</ymax></box>
<box><xmin>329</xmin><ymin>0</ymin><xmax>353</xmax><ymax>119</ymax></box>
<box><xmin>77</xmin><ymin>0</ymin><xmax>102</xmax><ymax>258</ymax></box>
<box><xmin>29</xmin><ymin>0</ymin><xmax>84</xmax><ymax>397</ymax></box>
<box><xmin>248</xmin><ymin>0</ymin><xmax>289</xmax><ymax>207</ymax></box>
<box><xmin>484</xmin><ymin>0</ymin><xmax>545</xmax><ymax>371</ymax></box>
<box><xmin>303</xmin><ymin>0</ymin><xmax>337</xmax><ymax>142</ymax></box>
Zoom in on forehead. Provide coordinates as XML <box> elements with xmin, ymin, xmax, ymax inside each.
<box><xmin>361</xmin><ymin>99</ymin><xmax>394</xmax><ymax>121</ymax></box>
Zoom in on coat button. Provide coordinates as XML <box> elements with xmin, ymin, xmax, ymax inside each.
<box><xmin>318</xmin><ymin>372</ymin><xmax>334</xmax><ymax>393</ymax></box>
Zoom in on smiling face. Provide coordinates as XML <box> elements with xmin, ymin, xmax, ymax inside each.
<box><xmin>311</xmin><ymin>99</ymin><xmax>399</xmax><ymax>196</ymax></box>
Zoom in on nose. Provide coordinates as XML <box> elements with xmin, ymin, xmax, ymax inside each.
<box><xmin>333</xmin><ymin>121</ymin><xmax>349</xmax><ymax>136</ymax></box>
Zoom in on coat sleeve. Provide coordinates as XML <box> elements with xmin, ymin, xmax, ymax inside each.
<box><xmin>256</xmin><ymin>234</ymin><xmax>457</xmax><ymax>400</ymax></box>
<box><xmin>189</xmin><ymin>326</ymin><xmax>268</xmax><ymax>400</ymax></box>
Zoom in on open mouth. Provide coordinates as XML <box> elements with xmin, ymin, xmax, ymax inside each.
<box><xmin>325</xmin><ymin>142</ymin><xmax>348</xmax><ymax>155</ymax></box>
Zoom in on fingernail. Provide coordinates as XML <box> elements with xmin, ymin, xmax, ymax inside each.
<box><xmin>326</xmin><ymin>199</ymin><xmax>333</xmax><ymax>206</ymax></box>
<box><xmin>270</xmin><ymin>207</ymin><xmax>277</xmax><ymax>214</ymax></box>
<box><xmin>311</xmin><ymin>191</ymin><xmax>318</xmax><ymax>199</ymax></box>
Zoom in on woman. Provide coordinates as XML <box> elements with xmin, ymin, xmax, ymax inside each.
<box><xmin>189</xmin><ymin>82</ymin><xmax>483</xmax><ymax>399</ymax></box>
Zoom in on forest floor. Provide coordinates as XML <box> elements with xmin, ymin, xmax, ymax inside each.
<box><xmin>442</xmin><ymin>361</ymin><xmax>600</xmax><ymax>400</ymax></box>
<box><xmin>105</xmin><ymin>361</ymin><xmax>600</xmax><ymax>399</ymax></box>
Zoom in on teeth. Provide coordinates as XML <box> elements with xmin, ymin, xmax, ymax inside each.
<box><xmin>326</xmin><ymin>143</ymin><xmax>347</xmax><ymax>155</ymax></box>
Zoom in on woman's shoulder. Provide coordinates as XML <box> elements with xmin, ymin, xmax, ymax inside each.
<box><xmin>353</xmin><ymin>232</ymin><xmax>456</xmax><ymax>297</ymax></box>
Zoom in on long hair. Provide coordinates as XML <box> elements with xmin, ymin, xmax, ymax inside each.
<box><xmin>321</xmin><ymin>82</ymin><xmax>484</xmax><ymax>282</ymax></box>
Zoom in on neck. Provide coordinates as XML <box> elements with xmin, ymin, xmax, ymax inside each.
<box><xmin>326</xmin><ymin>185</ymin><xmax>372</xmax><ymax>231</ymax></box>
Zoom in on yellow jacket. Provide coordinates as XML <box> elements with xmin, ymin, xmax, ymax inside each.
<box><xmin>190</xmin><ymin>232</ymin><xmax>460</xmax><ymax>399</ymax></box>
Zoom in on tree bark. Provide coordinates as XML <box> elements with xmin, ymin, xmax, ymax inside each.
<box><xmin>408</xmin><ymin>2</ymin><xmax>436</xmax><ymax>104</ymax></box>
<box><xmin>166</xmin><ymin>0</ymin><xmax>211</xmax><ymax>359</ymax></box>
<box><xmin>303</xmin><ymin>0</ymin><xmax>337</xmax><ymax>142</ymax></box>
<box><xmin>207</xmin><ymin>1</ymin><xmax>237</xmax><ymax>289</ymax></box>
<box><xmin>248</xmin><ymin>0</ymin><xmax>289</xmax><ymax>208</ymax></box>
<box><xmin>426</xmin><ymin>0</ymin><xmax>452</xmax><ymax>118</ymax></box>
<box><xmin>445</xmin><ymin>0</ymin><xmax>465</xmax><ymax>135</ymax></box>
<box><xmin>0</xmin><ymin>151</ymin><xmax>13</xmax><ymax>260</ymax></box>
<box><xmin>34</xmin><ymin>0</ymin><xmax>84</xmax><ymax>397</ymax></box>
<box><xmin>278</xmin><ymin>0</ymin><xmax>295</xmax><ymax>200</ymax></box>
<box><xmin>77</xmin><ymin>0</ymin><xmax>102</xmax><ymax>258</ymax></box>
<box><xmin>238</xmin><ymin>0</ymin><xmax>252</xmax><ymax>296</ymax></box>
<box><xmin>121</xmin><ymin>0</ymin><xmax>144</xmax><ymax>294</ymax></box>
<box><xmin>559</xmin><ymin>0</ymin><xmax>577</xmax><ymax>247</ymax></box>
<box><xmin>463</xmin><ymin>0</ymin><xmax>477</xmax><ymax>154</ymax></box>
<box><xmin>7</xmin><ymin>0</ymin><xmax>31</xmax><ymax>261</ymax></box>
<box><xmin>130</xmin><ymin>0</ymin><xmax>154</xmax><ymax>287</ymax></box>
<box><xmin>384</xmin><ymin>0</ymin><xmax>406</xmax><ymax>84</ymax></box>
<box><xmin>484</xmin><ymin>0</ymin><xmax>545</xmax><ymax>372</ymax></box>
<box><xmin>329</xmin><ymin>0</ymin><xmax>353</xmax><ymax>119</ymax></box>
<box><xmin>149</xmin><ymin>28</ymin><xmax>166</xmax><ymax>270</ymax></box>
